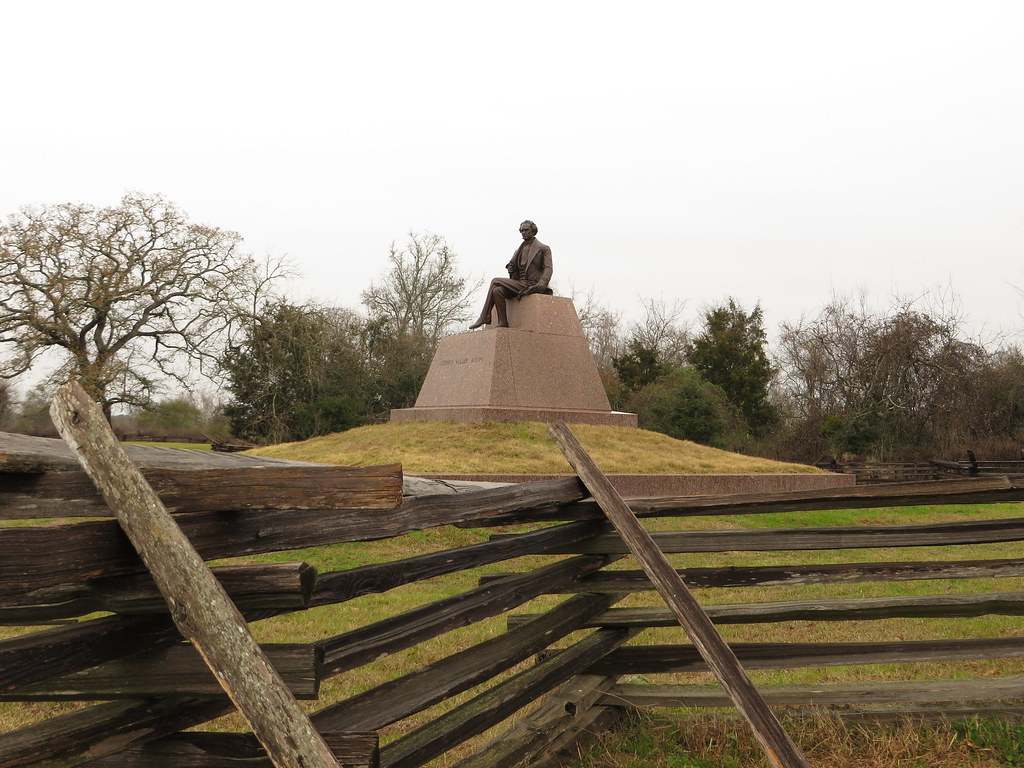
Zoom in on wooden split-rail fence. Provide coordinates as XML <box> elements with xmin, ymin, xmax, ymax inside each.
<box><xmin>4</xmin><ymin>393</ymin><xmax>1024</xmax><ymax>766</ymax></box>
<box><xmin>816</xmin><ymin>456</ymin><xmax>1024</xmax><ymax>483</ymax></box>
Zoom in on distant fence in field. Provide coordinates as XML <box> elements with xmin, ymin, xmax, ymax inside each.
<box><xmin>12</xmin><ymin>427</ymin><xmax>210</xmax><ymax>444</ymax></box>
<box><xmin>816</xmin><ymin>454</ymin><xmax>1024</xmax><ymax>483</ymax></box>
<box><xmin>3</xmin><ymin>430</ymin><xmax>1024</xmax><ymax>767</ymax></box>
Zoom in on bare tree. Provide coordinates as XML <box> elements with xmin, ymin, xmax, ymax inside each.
<box><xmin>628</xmin><ymin>298</ymin><xmax>690</xmax><ymax>367</ymax></box>
<box><xmin>0</xmin><ymin>380</ymin><xmax>12</xmax><ymax>429</ymax></box>
<box><xmin>776</xmin><ymin>293</ymin><xmax>990</xmax><ymax>458</ymax></box>
<box><xmin>775</xmin><ymin>295</ymin><xmax>869</xmax><ymax>421</ymax></box>
<box><xmin>0</xmin><ymin>192</ymin><xmax>258</xmax><ymax>419</ymax></box>
<box><xmin>570</xmin><ymin>286</ymin><xmax>624</xmax><ymax>374</ymax></box>
<box><xmin>360</xmin><ymin>232</ymin><xmax>479</xmax><ymax>347</ymax></box>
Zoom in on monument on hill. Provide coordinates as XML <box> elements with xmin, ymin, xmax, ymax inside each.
<box><xmin>390</xmin><ymin>293</ymin><xmax>638</xmax><ymax>427</ymax></box>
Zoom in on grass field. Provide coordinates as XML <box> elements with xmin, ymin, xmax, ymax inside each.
<box><xmin>5</xmin><ymin>502</ymin><xmax>1024</xmax><ymax>766</ymax></box>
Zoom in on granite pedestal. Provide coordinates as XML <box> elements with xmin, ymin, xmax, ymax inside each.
<box><xmin>413</xmin><ymin>472</ymin><xmax>855</xmax><ymax>497</ymax></box>
<box><xmin>391</xmin><ymin>295</ymin><xmax>637</xmax><ymax>427</ymax></box>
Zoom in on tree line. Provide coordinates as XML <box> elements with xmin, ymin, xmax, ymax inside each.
<box><xmin>1</xmin><ymin>193</ymin><xmax>1022</xmax><ymax>461</ymax></box>
<box><xmin>577</xmin><ymin>292</ymin><xmax>1024</xmax><ymax>461</ymax></box>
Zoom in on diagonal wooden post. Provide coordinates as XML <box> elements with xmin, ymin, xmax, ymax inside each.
<box><xmin>547</xmin><ymin>421</ymin><xmax>809</xmax><ymax>768</ymax></box>
<box><xmin>49</xmin><ymin>382</ymin><xmax>339</xmax><ymax>768</ymax></box>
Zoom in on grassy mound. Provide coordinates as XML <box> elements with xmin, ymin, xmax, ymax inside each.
<box><xmin>246</xmin><ymin>421</ymin><xmax>820</xmax><ymax>475</ymax></box>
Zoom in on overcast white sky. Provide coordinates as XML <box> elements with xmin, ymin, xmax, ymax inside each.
<box><xmin>3</xmin><ymin>1</ymin><xmax>1022</xmax><ymax>349</ymax></box>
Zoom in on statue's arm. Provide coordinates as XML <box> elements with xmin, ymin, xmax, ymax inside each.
<box><xmin>538</xmin><ymin>246</ymin><xmax>553</xmax><ymax>286</ymax></box>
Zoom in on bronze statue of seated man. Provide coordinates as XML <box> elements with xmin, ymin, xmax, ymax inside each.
<box><xmin>470</xmin><ymin>220</ymin><xmax>552</xmax><ymax>329</ymax></box>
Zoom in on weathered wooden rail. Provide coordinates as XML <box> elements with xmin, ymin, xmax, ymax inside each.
<box><xmin>3</xmin><ymin>426</ymin><xmax>1024</xmax><ymax>767</ymax></box>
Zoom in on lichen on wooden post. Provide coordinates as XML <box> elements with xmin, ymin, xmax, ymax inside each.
<box><xmin>49</xmin><ymin>381</ymin><xmax>339</xmax><ymax>768</ymax></box>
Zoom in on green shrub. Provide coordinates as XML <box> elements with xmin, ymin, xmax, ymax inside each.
<box><xmin>625</xmin><ymin>368</ymin><xmax>745</xmax><ymax>449</ymax></box>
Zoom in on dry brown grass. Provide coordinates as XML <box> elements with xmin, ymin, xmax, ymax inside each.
<box><xmin>246</xmin><ymin>421</ymin><xmax>821</xmax><ymax>475</ymax></box>
<box><xmin>584</xmin><ymin>709</ymin><xmax>1010</xmax><ymax>768</ymax></box>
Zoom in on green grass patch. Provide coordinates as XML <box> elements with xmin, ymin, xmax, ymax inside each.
<box><xmin>721</xmin><ymin>503</ymin><xmax>1024</xmax><ymax>529</ymax></box>
<box><xmin>953</xmin><ymin>719</ymin><xmax>1024</xmax><ymax>766</ymax></box>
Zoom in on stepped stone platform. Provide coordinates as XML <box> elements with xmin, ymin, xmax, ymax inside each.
<box><xmin>391</xmin><ymin>294</ymin><xmax>637</xmax><ymax>427</ymax></box>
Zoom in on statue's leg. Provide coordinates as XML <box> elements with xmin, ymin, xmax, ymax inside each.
<box><xmin>493</xmin><ymin>285</ymin><xmax>511</xmax><ymax>327</ymax></box>
<box><xmin>470</xmin><ymin>281</ymin><xmax>498</xmax><ymax>329</ymax></box>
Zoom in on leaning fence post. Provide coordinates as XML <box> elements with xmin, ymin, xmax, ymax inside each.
<box><xmin>49</xmin><ymin>381</ymin><xmax>339</xmax><ymax>768</ymax></box>
<box><xmin>547</xmin><ymin>421</ymin><xmax>809</xmax><ymax>768</ymax></box>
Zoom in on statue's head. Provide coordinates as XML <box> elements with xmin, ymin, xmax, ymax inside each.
<box><xmin>519</xmin><ymin>220</ymin><xmax>538</xmax><ymax>238</ymax></box>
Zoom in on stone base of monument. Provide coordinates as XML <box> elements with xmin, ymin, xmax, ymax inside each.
<box><xmin>390</xmin><ymin>294</ymin><xmax>638</xmax><ymax>428</ymax></box>
<box><xmin>390</xmin><ymin>405</ymin><xmax>638</xmax><ymax>427</ymax></box>
<box><xmin>411</xmin><ymin>472</ymin><xmax>855</xmax><ymax>497</ymax></box>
